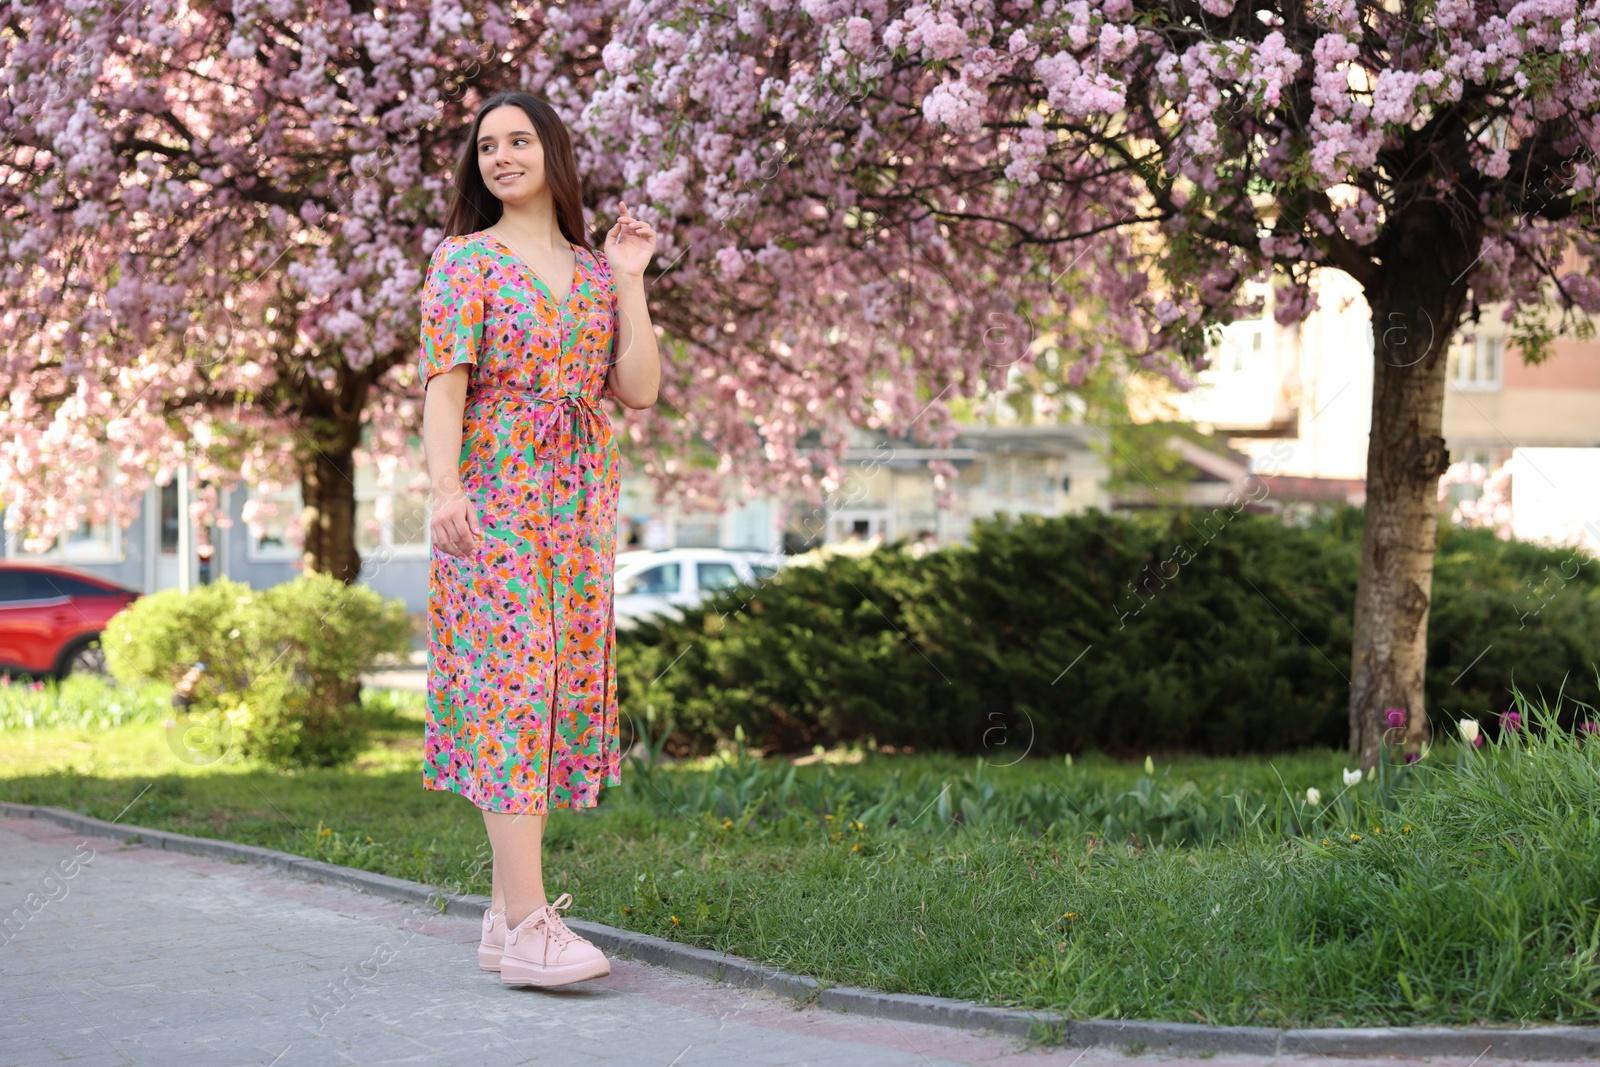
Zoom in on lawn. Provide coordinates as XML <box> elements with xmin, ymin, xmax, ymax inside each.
<box><xmin>3</xmin><ymin>675</ymin><xmax>1598</xmax><ymax>1030</ymax></box>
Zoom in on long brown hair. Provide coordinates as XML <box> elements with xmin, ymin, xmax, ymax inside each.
<box><xmin>441</xmin><ymin>93</ymin><xmax>592</xmax><ymax>250</ymax></box>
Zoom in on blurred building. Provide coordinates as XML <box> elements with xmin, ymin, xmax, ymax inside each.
<box><xmin>781</xmin><ymin>423</ymin><xmax>1108</xmax><ymax>553</ymax></box>
<box><xmin>1172</xmin><ymin>269</ymin><xmax>1600</xmax><ymax>511</ymax></box>
<box><xmin>1173</xmin><ymin>271</ymin><xmax>1372</xmax><ymax>494</ymax></box>
<box><xmin>1442</xmin><ymin>330</ymin><xmax>1600</xmax><ymax>464</ymax></box>
<box><xmin>1</xmin><ymin>453</ymin><xmax>432</xmax><ymax>613</ymax></box>
<box><xmin>3</xmin><ymin>418</ymin><xmax>1108</xmax><ymax>613</ymax></box>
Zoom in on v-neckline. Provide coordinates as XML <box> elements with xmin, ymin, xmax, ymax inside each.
<box><xmin>482</xmin><ymin>231</ymin><xmax>584</xmax><ymax>308</ymax></box>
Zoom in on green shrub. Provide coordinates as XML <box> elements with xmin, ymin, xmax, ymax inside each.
<box><xmin>102</xmin><ymin>577</ymin><xmax>265</xmax><ymax>702</ymax></box>
<box><xmin>618</xmin><ymin>508</ymin><xmax>1600</xmax><ymax>756</ymax></box>
<box><xmin>104</xmin><ymin>573</ymin><xmax>410</xmax><ymax>768</ymax></box>
<box><xmin>228</xmin><ymin>670</ymin><xmax>371</xmax><ymax>770</ymax></box>
<box><xmin>1428</xmin><ymin>524</ymin><xmax>1600</xmax><ymax>735</ymax></box>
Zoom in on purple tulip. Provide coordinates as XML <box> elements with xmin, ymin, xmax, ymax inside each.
<box><xmin>1580</xmin><ymin>721</ymin><xmax>1599</xmax><ymax>735</ymax></box>
<box><xmin>1385</xmin><ymin>708</ymin><xmax>1407</xmax><ymax>730</ymax></box>
<box><xmin>1403</xmin><ymin>751</ymin><xmax>1420</xmax><ymax>764</ymax></box>
<box><xmin>1500</xmin><ymin>710</ymin><xmax>1523</xmax><ymax>733</ymax></box>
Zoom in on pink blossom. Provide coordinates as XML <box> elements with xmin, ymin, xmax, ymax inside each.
<box><xmin>1562</xmin><ymin>273</ymin><xmax>1600</xmax><ymax>313</ymax></box>
<box><xmin>1370</xmin><ymin>69</ymin><xmax>1422</xmax><ymax>125</ymax></box>
<box><xmin>4</xmin><ymin>0</ymin><xmax>1600</xmax><ymax>564</ymax></box>
<box><xmin>1097</xmin><ymin>23</ymin><xmax>1138</xmax><ymax>64</ymax></box>
<box><xmin>1440</xmin><ymin>461</ymin><xmax>1513</xmax><ymax>538</ymax></box>
<box><xmin>1336</xmin><ymin>190</ymin><xmax>1383</xmax><ymax>246</ymax></box>
<box><xmin>842</xmin><ymin>17</ymin><xmax>875</xmax><ymax>57</ymax></box>
<box><xmin>923</xmin><ymin>20</ymin><xmax>969</xmax><ymax>61</ymax></box>
<box><xmin>921</xmin><ymin>79</ymin><xmax>986</xmax><ymax>133</ymax></box>
<box><xmin>1273</xmin><ymin>282</ymin><xmax>1320</xmax><ymax>326</ymax></box>
<box><xmin>1308</xmin><ymin>0</ymin><xmax>1358</xmax><ymax>23</ymax></box>
<box><xmin>714</xmin><ymin>246</ymin><xmax>747</xmax><ymax>280</ymax></box>
<box><xmin>1006</xmin><ymin>113</ymin><xmax>1050</xmax><ymax>185</ymax></box>
<box><xmin>602</xmin><ymin>41</ymin><xmax>639</xmax><ymax>74</ymax></box>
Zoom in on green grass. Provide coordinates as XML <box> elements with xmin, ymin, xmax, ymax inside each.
<box><xmin>3</xmin><ymin>677</ymin><xmax>1598</xmax><ymax>1029</ymax></box>
<box><xmin>0</xmin><ymin>673</ymin><xmax>172</xmax><ymax>730</ymax></box>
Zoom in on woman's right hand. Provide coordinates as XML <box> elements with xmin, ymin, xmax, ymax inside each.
<box><xmin>430</xmin><ymin>489</ymin><xmax>483</xmax><ymax>559</ymax></box>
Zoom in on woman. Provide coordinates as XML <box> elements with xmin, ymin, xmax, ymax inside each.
<box><xmin>418</xmin><ymin>92</ymin><xmax>660</xmax><ymax>988</ymax></box>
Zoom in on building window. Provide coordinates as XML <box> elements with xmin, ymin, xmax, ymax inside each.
<box><xmin>1209</xmin><ymin>292</ymin><xmax>1269</xmax><ymax>374</ymax></box>
<box><xmin>986</xmin><ymin>456</ymin><xmax>1053</xmax><ymax>505</ymax></box>
<box><xmin>160</xmin><ymin>481</ymin><xmax>181</xmax><ymax>552</ymax></box>
<box><xmin>389</xmin><ymin>488</ymin><xmax>431</xmax><ymax>552</ymax></box>
<box><xmin>1216</xmin><ymin>324</ymin><xmax>1263</xmax><ymax>373</ymax></box>
<box><xmin>674</xmin><ymin>512</ymin><xmax>721</xmax><ymax>548</ymax></box>
<box><xmin>356</xmin><ymin>477</ymin><xmax>432</xmax><ymax>558</ymax></box>
<box><xmin>9</xmin><ymin>513</ymin><xmax>122</xmax><ymax>563</ymax></box>
<box><xmin>1451</xmin><ymin>336</ymin><xmax>1502</xmax><ymax>391</ymax></box>
<box><xmin>3</xmin><ymin>445</ymin><xmax>124</xmax><ymax>563</ymax></box>
<box><xmin>246</xmin><ymin>486</ymin><xmax>303</xmax><ymax>561</ymax></box>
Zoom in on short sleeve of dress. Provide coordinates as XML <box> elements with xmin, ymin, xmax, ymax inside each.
<box><xmin>418</xmin><ymin>236</ymin><xmax>484</xmax><ymax>388</ymax></box>
<box><xmin>598</xmin><ymin>249</ymin><xmax>621</xmax><ymax>401</ymax></box>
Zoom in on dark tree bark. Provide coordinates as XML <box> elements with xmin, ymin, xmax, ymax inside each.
<box><xmin>1349</xmin><ymin>202</ymin><xmax>1483</xmax><ymax>767</ymax></box>
<box><xmin>299</xmin><ymin>440</ymin><xmax>362</xmax><ymax>584</ymax></box>
<box><xmin>294</xmin><ymin>370</ymin><xmax>375</xmax><ymax>584</ymax></box>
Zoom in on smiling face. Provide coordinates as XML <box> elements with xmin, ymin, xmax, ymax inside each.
<box><xmin>476</xmin><ymin>104</ymin><xmax>548</xmax><ymax>206</ymax></box>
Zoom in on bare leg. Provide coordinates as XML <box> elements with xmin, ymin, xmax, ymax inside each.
<box><xmin>482</xmin><ymin>810</ymin><xmax>548</xmax><ymax>929</ymax></box>
<box><xmin>490</xmin><ymin>855</ymin><xmax>506</xmax><ymax>917</ymax></box>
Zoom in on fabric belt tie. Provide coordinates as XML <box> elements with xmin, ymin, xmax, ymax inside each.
<box><xmin>470</xmin><ymin>387</ymin><xmax>600</xmax><ymax>408</ymax></box>
<box><xmin>466</xmin><ymin>387</ymin><xmax>605</xmax><ymax>472</ymax></box>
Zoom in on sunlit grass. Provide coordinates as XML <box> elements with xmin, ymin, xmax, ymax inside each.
<box><xmin>3</xmin><ymin>678</ymin><xmax>1597</xmax><ymax>1027</ymax></box>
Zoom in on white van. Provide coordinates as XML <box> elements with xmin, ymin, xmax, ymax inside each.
<box><xmin>613</xmin><ymin>548</ymin><xmax>786</xmax><ymax>628</ymax></box>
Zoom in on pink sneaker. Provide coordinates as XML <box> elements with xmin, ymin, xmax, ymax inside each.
<box><xmin>479</xmin><ymin>908</ymin><xmax>507</xmax><ymax>971</ymax></box>
<box><xmin>499</xmin><ymin>893</ymin><xmax>611</xmax><ymax>988</ymax></box>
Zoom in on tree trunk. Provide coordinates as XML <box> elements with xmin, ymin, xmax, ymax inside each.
<box><xmin>1349</xmin><ymin>206</ymin><xmax>1479</xmax><ymax>767</ymax></box>
<box><xmin>300</xmin><ymin>440</ymin><xmax>362</xmax><ymax>583</ymax></box>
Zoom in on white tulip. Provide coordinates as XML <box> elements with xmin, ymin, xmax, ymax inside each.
<box><xmin>1459</xmin><ymin>719</ymin><xmax>1480</xmax><ymax>746</ymax></box>
<box><xmin>1342</xmin><ymin>767</ymin><xmax>1362</xmax><ymax>787</ymax></box>
<box><xmin>1305</xmin><ymin>787</ymin><xmax>1322</xmax><ymax>806</ymax></box>
<box><xmin>1144</xmin><ymin>756</ymin><xmax>1154</xmax><ymax>775</ymax></box>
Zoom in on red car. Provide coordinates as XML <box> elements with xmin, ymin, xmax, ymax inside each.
<box><xmin>0</xmin><ymin>563</ymin><xmax>141</xmax><ymax>680</ymax></box>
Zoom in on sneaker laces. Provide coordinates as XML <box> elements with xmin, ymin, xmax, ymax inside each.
<box><xmin>539</xmin><ymin>893</ymin><xmax>582</xmax><ymax>948</ymax></box>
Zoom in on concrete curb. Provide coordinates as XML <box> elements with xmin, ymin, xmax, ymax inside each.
<box><xmin>4</xmin><ymin>800</ymin><xmax>1598</xmax><ymax>1059</ymax></box>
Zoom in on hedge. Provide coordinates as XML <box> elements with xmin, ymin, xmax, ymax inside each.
<box><xmin>616</xmin><ymin>508</ymin><xmax>1600</xmax><ymax>757</ymax></box>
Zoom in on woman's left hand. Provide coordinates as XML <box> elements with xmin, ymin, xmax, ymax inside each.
<box><xmin>604</xmin><ymin>200</ymin><xmax>656</xmax><ymax>279</ymax></box>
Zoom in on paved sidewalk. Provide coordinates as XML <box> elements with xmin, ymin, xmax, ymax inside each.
<box><xmin>358</xmin><ymin>667</ymin><xmax>426</xmax><ymax>693</ymax></box>
<box><xmin>2</xmin><ymin>817</ymin><xmax>1593</xmax><ymax>1067</ymax></box>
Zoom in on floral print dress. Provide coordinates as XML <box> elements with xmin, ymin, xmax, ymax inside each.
<box><xmin>417</xmin><ymin>229</ymin><xmax>623</xmax><ymax>815</ymax></box>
